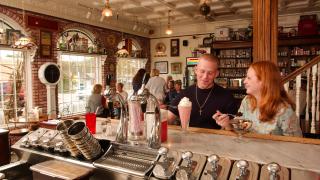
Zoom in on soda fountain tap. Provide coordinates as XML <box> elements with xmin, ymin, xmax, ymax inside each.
<box><xmin>267</xmin><ymin>162</ymin><xmax>281</xmax><ymax>180</ymax></box>
<box><xmin>138</xmin><ymin>88</ymin><xmax>161</xmax><ymax>149</ymax></box>
<box><xmin>236</xmin><ymin>160</ymin><xmax>249</xmax><ymax>180</ymax></box>
<box><xmin>207</xmin><ymin>154</ymin><xmax>220</xmax><ymax>180</ymax></box>
<box><xmin>106</xmin><ymin>88</ymin><xmax>128</xmax><ymax>144</ymax></box>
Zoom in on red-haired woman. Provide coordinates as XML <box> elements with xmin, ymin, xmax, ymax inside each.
<box><xmin>213</xmin><ymin>61</ymin><xmax>302</xmax><ymax>136</ymax></box>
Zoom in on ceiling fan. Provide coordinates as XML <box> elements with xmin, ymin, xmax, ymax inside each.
<box><xmin>199</xmin><ymin>1</ymin><xmax>215</xmax><ymax>22</ymax></box>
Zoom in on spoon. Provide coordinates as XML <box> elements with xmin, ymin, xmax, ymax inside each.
<box><xmin>167</xmin><ymin>105</ymin><xmax>178</xmax><ymax>109</ymax></box>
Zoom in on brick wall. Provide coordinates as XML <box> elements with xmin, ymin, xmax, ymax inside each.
<box><xmin>0</xmin><ymin>5</ymin><xmax>150</xmax><ymax>114</ymax></box>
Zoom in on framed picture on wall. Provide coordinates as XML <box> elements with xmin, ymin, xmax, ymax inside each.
<box><xmin>6</xmin><ymin>29</ymin><xmax>21</xmax><ymax>45</ymax></box>
<box><xmin>171</xmin><ymin>62</ymin><xmax>182</xmax><ymax>74</ymax></box>
<box><xmin>40</xmin><ymin>31</ymin><xmax>52</xmax><ymax>58</ymax></box>
<box><xmin>155</xmin><ymin>61</ymin><xmax>168</xmax><ymax>74</ymax></box>
<box><xmin>170</xmin><ymin>39</ymin><xmax>179</xmax><ymax>57</ymax></box>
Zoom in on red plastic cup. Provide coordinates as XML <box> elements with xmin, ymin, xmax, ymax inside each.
<box><xmin>85</xmin><ymin>113</ymin><xmax>96</xmax><ymax>134</ymax></box>
<box><xmin>161</xmin><ymin>119</ymin><xmax>167</xmax><ymax>142</ymax></box>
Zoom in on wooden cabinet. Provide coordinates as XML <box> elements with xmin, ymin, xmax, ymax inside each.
<box><xmin>212</xmin><ymin>41</ymin><xmax>253</xmax><ymax>100</ymax></box>
<box><xmin>211</xmin><ymin>36</ymin><xmax>320</xmax><ymax>102</ymax></box>
<box><xmin>278</xmin><ymin>36</ymin><xmax>320</xmax><ymax>77</ymax></box>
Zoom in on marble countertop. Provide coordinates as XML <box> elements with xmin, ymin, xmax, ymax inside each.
<box><xmin>94</xmin><ymin>120</ymin><xmax>320</xmax><ymax>173</ymax></box>
<box><xmin>163</xmin><ymin>129</ymin><xmax>320</xmax><ymax>173</ymax></box>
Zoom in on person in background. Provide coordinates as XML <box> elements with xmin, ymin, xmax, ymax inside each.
<box><xmin>132</xmin><ymin>68</ymin><xmax>146</xmax><ymax>93</ymax></box>
<box><xmin>213</xmin><ymin>61</ymin><xmax>302</xmax><ymax>136</ymax></box>
<box><xmin>116</xmin><ymin>82</ymin><xmax>128</xmax><ymax>100</ymax></box>
<box><xmin>86</xmin><ymin>84</ymin><xmax>108</xmax><ymax>117</ymax></box>
<box><xmin>174</xmin><ymin>80</ymin><xmax>182</xmax><ymax>95</ymax></box>
<box><xmin>166</xmin><ymin>75</ymin><xmax>173</xmax><ymax>92</ymax></box>
<box><xmin>165</xmin><ymin>80</ymin><xmax>176</xmax><ymax>105</ymax></box>
<box><xmin>145</xmin><ymin>69</ymin><xmax>167</xmax><ymax>103</ymax></box>
<box><xmin>167</xmin><ymin>54</ymin><xmax>238</xmax><ymax>129</ymax></box>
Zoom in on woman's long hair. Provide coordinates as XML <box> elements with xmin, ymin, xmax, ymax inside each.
<box><xmin>247</xmin><ymin>61</ymin><xmax>295</xmax><ymax>122</ymax></box>
<box><xmin>133</xmin><ymin>68</ymin><xmax>146</xmax><ymax>83</ymax></box>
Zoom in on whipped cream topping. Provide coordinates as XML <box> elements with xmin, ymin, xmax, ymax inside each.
<box><xmin>178</xmin><ymin>97</ymin><xmax>192</xmax><ymax>107</ymax></box>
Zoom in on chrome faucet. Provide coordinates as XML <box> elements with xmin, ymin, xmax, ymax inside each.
<box><xmin>138</xmin><ymin>88</ymin><xmax>161</xmax><ymax>149</ymax></box>
<box><xmin>106</xmin><ymin>87</ymin><xmax>129</xmax><ymax>144</ymax></box>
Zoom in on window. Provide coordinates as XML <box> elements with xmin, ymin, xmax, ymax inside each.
<box><xmin>58</xmin><ymin>53</ymin><xmax>102</xmax><ymax>115</ymax></box>
<box><xmin>0</xmin><ymin>49</ymin><xmax>29</xmax><ymax>125</ymax></box>
<box><xmin>116</xmin><ymin>58</ymin><xmax>147</xmax><ymax>96</ymax></box>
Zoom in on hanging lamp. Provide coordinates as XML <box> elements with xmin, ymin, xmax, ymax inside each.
<box><xmin>102</xmin><ymin>0</ymin><xmax>113</xmax><ymax>17</ymax></box>
<box><xmin>165</xmin><ymin>10</ymin><xmax>172</xmax><ymax>35</ymax></box>
<box><xmin>13</xmin><ymin>0</ymin><xmax>35</xmax><ymax>49</ymax></box>
<box><xmin>116</xmin><ymin>13</ymin><xmax>129</xmax><ymax>58</ymax></box>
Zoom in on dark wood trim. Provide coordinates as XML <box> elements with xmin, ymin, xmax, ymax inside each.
<box><xmin>212</xmin><ymin>41</ymin><xmax>252</xmax><ymax>49</ymax></box>
<box><xmin>211</xmin><ymin>37</ymin><xmax>320</xmax><ymax>50</ymax></box>
<box><xmin>271</xmin><ymin>0</ymin><xmax>278</xmax><ymax>64</ymax></box>
<box><xmin>279</xmin><ymin>36</ymin><xmax>320</xmax><ymax>46</ymax></box>
<box><xmin>282</xmin><ymin>55</ymin><xmax>320</xmax><ymax>83</ymax></box>
<box><xmin>253</xmin><ymin>0</ymin><xmax>278</xmax><ymax>62</ymax></box>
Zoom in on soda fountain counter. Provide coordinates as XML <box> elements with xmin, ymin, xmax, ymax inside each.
<box><xmin>2</xmin><ymin>121</ymin><xmax>320</xmax><ymax>180</ymax></box>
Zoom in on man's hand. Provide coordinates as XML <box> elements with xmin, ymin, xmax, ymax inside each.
<box><xmin>212</xmin><ymin>110</ymin><xmax>233</xmax><ymax>130</ymax></box>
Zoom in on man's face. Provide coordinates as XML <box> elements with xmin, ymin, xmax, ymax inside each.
<box><xmin>174</xmin><ymin>84</ymin><xmax>181</xmax><ymax>91</ymax></box>
<box><xmin>195</xmin><ymin>58</ymin><xmax>219</xmax><ymax>89</ymax></box>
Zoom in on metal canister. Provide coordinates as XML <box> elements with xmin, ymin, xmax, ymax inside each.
<box><xmin>56</xmin><ymin>120</ymin><xmax>81</xmax><ymax>157</ymax></box>
<box><xmin>67</xmin><ymin>121</ymin><xmax>102</xmax><ymax>160</ymax></box>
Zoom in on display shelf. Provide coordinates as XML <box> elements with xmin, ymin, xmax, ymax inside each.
<box><xmin>212</xmin><ymin>41</ymin><xmax>252</xmax><ymax>99</ymax></box>
<box><xmin>55</xmin><ymin>50</ymin><xmax>106</xmax><ymax>56</ymax></box>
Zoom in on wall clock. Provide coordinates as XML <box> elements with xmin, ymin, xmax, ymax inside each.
<box><xmin>155</xmin><ymin>42</ymin><xmax>166</xmax><ymax>53</ymax></box>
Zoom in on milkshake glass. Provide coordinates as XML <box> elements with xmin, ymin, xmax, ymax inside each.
<box><xmin>178</xmin><ymin>97</ymin><xmax>192</xmax><ymax>132</ymax></box>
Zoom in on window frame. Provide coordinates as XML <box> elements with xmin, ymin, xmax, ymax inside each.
<box><xmin>57</xmin><ymin>51</ymin><xmax>104</xmax><ymax>116</ymax></box>
<box><xmin>0</xmin><ymin>47</ymin><xmax>33</xmax><ymax>125</ymax></box>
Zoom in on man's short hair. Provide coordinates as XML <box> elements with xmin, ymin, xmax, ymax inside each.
<box><xmin>174</xmin><ymin>80</ymin><xmax>182</xmax><ymax>85</ymax></box>
<box><xmin>199</xmin><ymin>54</ymin><xmax>220</xmax><ymax>66</ymax></box>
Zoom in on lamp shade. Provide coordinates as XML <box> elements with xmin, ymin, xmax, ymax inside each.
<box><xmin>102</xmin><ymin>7</ymin><xmax>113</xmax><ymax>17</ymax></box>
<box><xmin>165</xmin><ymin>28</ymin><xmax>172</xmax><ymax>35</ymax></box>
<box><xmin>200</xmin><ymin>3</ymin><xmax>211</xmax><ymax>16</ymax></box>
<box><xmin>116</xmin><ymin>46</ymin><xmax>129</xmax><ymax>58</ymax></box>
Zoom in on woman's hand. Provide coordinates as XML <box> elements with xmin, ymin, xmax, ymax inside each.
<box><xmin>212</xmin><ymin>110</ymin><xmax>233</xmax><ymax>130</ymax></box>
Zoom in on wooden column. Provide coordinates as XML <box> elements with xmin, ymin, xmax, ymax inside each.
<box><xmin>253</xmin><ymin>0</ymin><xmax>278</xmax><ymax>63</ymax></box>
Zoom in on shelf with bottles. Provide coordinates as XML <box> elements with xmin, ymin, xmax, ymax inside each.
<box><xmin>218</xmin><ymin>68</ymin><xmax>247</xmax><ymax>78</ymax></box>
<box><xmin>212</xmin><ymin>41</ymin><xmax>252</xmax><ymax>100</ymax></box>
<box><xmin>219</xmin><ymin>58</ymin><xmax>251</xmax><ymax>68</ymax></box>
<box><xmin>217</xmin><ymin>48</ymin><xmax>251</xmax><ymax>59</ymax></box>
<box><xmin>215</xmin><ymin>78</ymin><xmax>245</xmax><ymax>89</ymax></box>
<box><xmin>278</xmin><ymin>37</ymin><xmax>320</xmax><ymax>77</ymax></box>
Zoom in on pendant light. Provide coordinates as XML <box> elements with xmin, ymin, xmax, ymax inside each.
<box><xmin>102</xmin><ymin>0</ymin><xmax>113</xmax><ymax>17</ymax></box>
<box><xmin>116</xmin><ymin>13</ymin><xmax>129</xmax><ymax>58</ymax></box>
<box><xmin>165</xmin><ymin>10</ymin><xmax>172</xmax><ymax>35</ymax></box>
<box><xmin>13</xmin><ymin>0</ymin><xmax>35</xmax><ymax>48</ymax></box>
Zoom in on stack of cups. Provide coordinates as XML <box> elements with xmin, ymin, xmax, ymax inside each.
<box><xmin>56</xmin><ymin>120</ymin><xmax>81</xmax><ymax>157</ymax></box>
<box><xmin>67</xmin><ymin>121</ymin><xmax>102</xmax><ymax>160</ymax></box>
